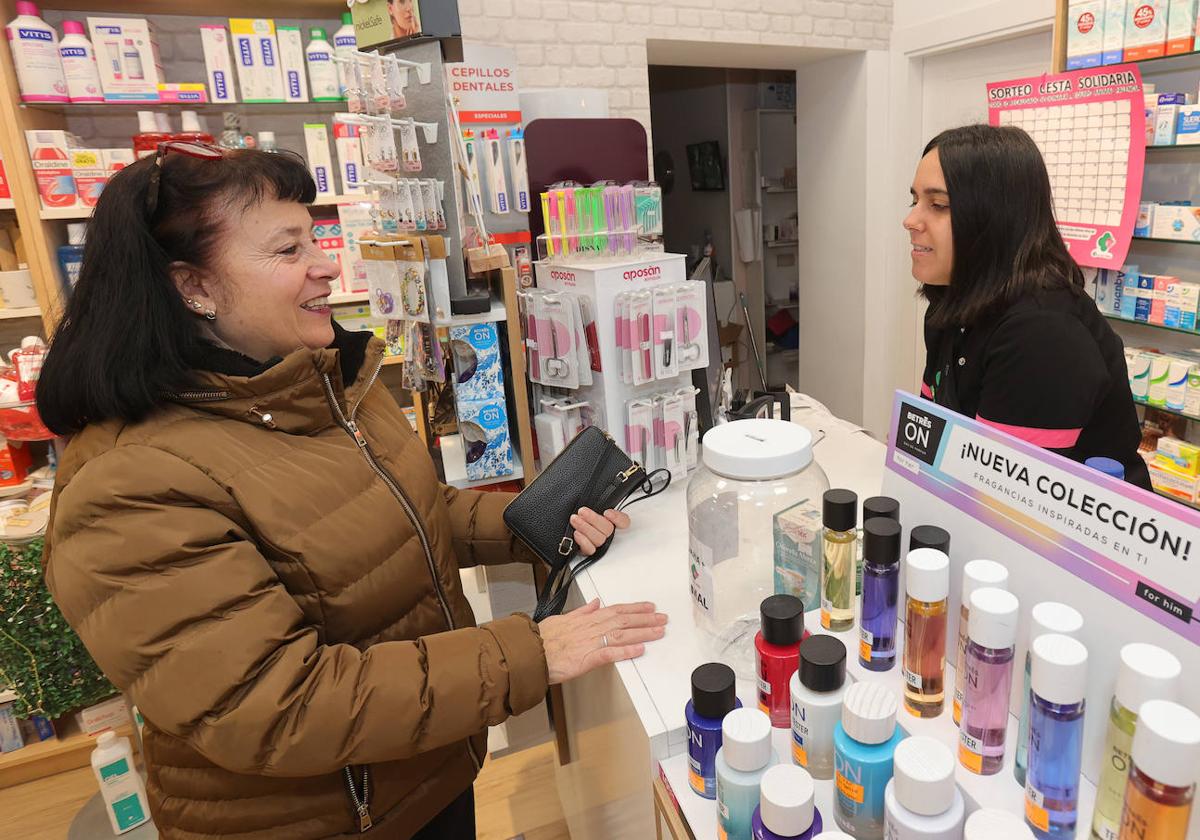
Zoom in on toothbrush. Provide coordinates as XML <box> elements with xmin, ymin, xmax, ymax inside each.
<box><xmin>604</xmin><ymin>186</ymin><xmax>620</xmax><ymax>256</ymax></box>
<box><xmin>541</xmin><ymin>192</ymin><xmax>556</xmax><ymax>257</ymax></box>
<box><xmin>560</xmin><ymin>189</ymin><xmax>575</xmax><ymax>255</ymax></box>
<box><xmin>483</xmin><ymin>129</ymin><xmax>509</xmax><ymax>214</ymax></box>
<box><xmin>463</xmin><ymin>131</ymin><xmax>484</xmax><ymax>218</ymax></box>
<box><xmin>509</xmin><ymin>130</ymin><xmax>530</xmax><ymax>212</ymax></box>
<box><xmin>619</xmin><ymin>185</ymin><xmax>636</xmax><ymax>254</ymax></box>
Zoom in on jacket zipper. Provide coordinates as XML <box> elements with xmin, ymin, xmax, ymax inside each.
<box><xmin>343</xmin><ymin>766</ymin><xmax>372</xmax><ymax>832</ymax></box>
<box><xmin>166</xmin><ymin>389</ymin><xmax>231</xmax><ymax>402</ymax></box>
<box><xmin>321</xmin><ymin>370</ymin><xmax>484</xmax><ymax>784</ymax></box>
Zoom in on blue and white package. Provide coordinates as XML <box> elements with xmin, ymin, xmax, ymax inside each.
<box><xmin>1177</xmin><ymin>105</ymin><xmax>1200</xmax><ymax>145</ymax></box>
<box><xmin>456</xmin><ymin>398</ymin><xmax>514</xmax><ymax>481</ymax></box>
<box><xmin>1095</xmin><ymin>269</ymin><xmax>1114</xmax><ymax>310</ymax></box>
<box><xmin>1136</xmin><ymin>275</ymin><xmax>1155</xmax><ymax>322</ymax></box>
<box><xmin>1135</xmin><ymin>203</ymin><xmax>1155</xmax><ymax>237</ymax></box>
<box><xmin>1120</xmin><ymin>265</ymin><xmax>1139</xmax><ymax>320</ymax></box>
<box><xmin>449</xmin><ymin>323</ymin><xmax>505</xmax><ymax>403</ymax></box>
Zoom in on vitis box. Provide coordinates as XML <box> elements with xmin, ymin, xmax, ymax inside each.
<box><xmin>229</xmin><ymin>19</ymin><xmax>284</xmax><ymax>103</ymax></box>
<box><xmin>1103</xmin><ymin>0</ymin><xmax>1129</xmax><ymax>62</ymax></box>
<box><xmin>156</xmin><ymin>83</ymin><xmax>207</xmax><ymax>104</ymax></box>
<box><xmin>86</xmin><ymin>17</ymin><xmax>163</xmax><ymax>100</ymax></box>
<box><xmin>200</xmin><ymin>25</ymin><xmax>238</xmax><ymax>104</ymax></box>
<box><xmin>1124</xmin><ymin>0</ymin><xmax>1168</xmax><ymax>60</ymax></box>
<box><xmin>1167</xmin><ymin>0</ymin><xmax>1199</xmax><ymax>52</ymax></box>
<box><xmin>1068</xmin><ymin>0</ymin><xmax>1106</xmax><ymax>68</ymax></box>
<box><xmin>276</xmin><ymin>25</ymin><xmax>308</xmax><ymax>103</ymax></box>
<box><xmin>333</xmin><ymin>114</ymin><xmax>364</xmax><ymax>194</ymax></box>
<box><xmin>303</xmin><ymin>123</ymin><xmax>335</xmax><ymax>197</ymax></box>
<box><xmin>69</xmin><ymin>148</ymin><xmax>106</xmax><ymax>208</ymax></box>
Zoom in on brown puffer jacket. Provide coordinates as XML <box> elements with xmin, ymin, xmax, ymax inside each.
<box><xmin>45</xmin><ymin>328</ymin><xmax>548</xmax><ymax>839</ymax></box>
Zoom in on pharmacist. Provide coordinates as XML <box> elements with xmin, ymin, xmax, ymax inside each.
<box><xmin>905</xmin><ymin>124</ymin><xmax>1151</xmax><ymax>490</ymax></box>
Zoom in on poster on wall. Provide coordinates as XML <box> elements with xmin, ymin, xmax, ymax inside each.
<box><xmin>986</xmin><ymin>65</ymin><xmax>1145</xmax><ymax>269</ymax></box>
<box><xmin>446</xmin><ymin>43</ymin><xmax>521</xmax><ymax>124</ymax></box>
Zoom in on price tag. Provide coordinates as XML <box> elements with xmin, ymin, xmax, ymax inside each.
<box><xmin>757</xmin><ymin>677</ymin><xmax>771</xmax><ymax>696</ymax></box>
<box><xmin>958</xmin><ymin>732</ymin><xmax>984</xmax><ymax>774</ymax></box>
<box><xmin>859</xmin><ymin>639</ymin><xmax>873</xmax><ymax>662</ymax></box>
<box><xmin>903</xmin><ymin>668</ymin><xmax>922</xmax><ymax>690</ymax></box>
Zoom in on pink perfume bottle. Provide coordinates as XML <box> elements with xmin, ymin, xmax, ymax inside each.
<box><xmin>958</xmin><ymin>588</ymin><xmax>1019</xmax><ymax>776</ymax></box>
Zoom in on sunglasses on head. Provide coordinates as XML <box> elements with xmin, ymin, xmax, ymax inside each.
<box><xmin>145</xmin><ymin>141</ymin><xmax>224</xmax><ymax>220</ymax></box>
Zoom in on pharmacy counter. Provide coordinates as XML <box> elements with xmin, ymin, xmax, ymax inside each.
<box><xmin>551</xmin><ymin>422</ymin><xmax>886</xmax><ymax>839</ymax></box>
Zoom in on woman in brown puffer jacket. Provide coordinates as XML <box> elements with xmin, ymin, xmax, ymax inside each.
<box><xmin>38</xmin><ymin>147</ymin><xmax>668</xmax><ymax>839</ymax></box>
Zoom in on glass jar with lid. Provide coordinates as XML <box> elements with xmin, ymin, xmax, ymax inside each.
<box><xmin>687</xmin><ymin>418</ymin><xmax>829</xmax><ymax>678</ymax></box>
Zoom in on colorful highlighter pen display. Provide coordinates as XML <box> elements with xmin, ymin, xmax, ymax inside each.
<box><xmin>756</xmin><ymin>595</ymin><xmax>808</xmax><ymax>728</ymax></box>
<box><xmin>821</xmin><ymin>489</ymin><xmax>857</xmax><ymax>632</ymax></box>
<box><xmin>833</xmin><ymin>682</ymin><xmax>904</xmax><ymax>840</ymax></box>
<box><xmin>717</xmin><ymin>708</ymin><xmax>779</xmax><ymax>840</ymax></box>
<box><xmin>1024</xmin><ymin>634</ymin><xmax>1088</xmax><ymax>839</ymax></box>
<box><xmin>536</xmin><ymin>181</ymin><xmax>662</xmax><ymax>263</ymax></box>
<box><xmin>1091</xmin><ymin>644</ymin><xmax>1182</xmax><ymax>840</ymax></box>
<box><xmin>685</xmin><ymin>662</ymin><xmax>741</xmax><ymax>800</ymax></box>
<box><xmin>901</xmin><ymin>548</ymin><xmax>949</xmax><ymax>719</ymax></box>
<box><xmin>790</xmin><ymin>635</ymin><xmax>849</xmax><ymax>781</ymax></box>
<box><xmin>752</xmin><ymin>764</ymin><xmax>824</xmax><ymax>840</ymax></box>
<box><xmin>859</xmin><ymin>518</ymin><xmax>900</xmax><ymax>671</ymax></box>
<box><xmin>1014</xmin><ymin>602</ymin><xmax>1083</xmax><ymax>788</ymax></box>
<box><xmin>958</xmin><ymin>588</ymin><xmax>1018</xmax><ymax>776</ymax></box>
<box><xmin>953</xmin><ymin>559</ymin><xmax>1009</xmax><ymax>725</ymax></box>
<box><xmin>1118</xmin><ymin>700</ymin><xmax>1200</xmax><ymax>840</ymax></box>
<box><xmin>883</xmin><ymin>737</ymin><xmax>965</xmax><ymax>840</ymax></box>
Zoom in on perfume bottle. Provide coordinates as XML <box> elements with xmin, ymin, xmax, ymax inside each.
<box><xmin>953</xmin><ymin>559</ymin><xmax>1009</xmax><ymax>724</ymax></box>
<box><xmin>1014</xmin><ymin>602</ymin><xmax>1083</xmax><ymax>787</ymax></box>
<box><xmin>1025</xmin><ymin>634</ymin><xmax>1088</xmax><ymax>839</ymax></box>
<box><xmin>859</xmin><ymin>518</ymin><xmax>901</xmax><ymax>672</ymax></box>
<box><xmin>833</xmin><ymin>682</ymin><xmax>904</xmax><ymax>840</ymax></box>
<box><xmin>756</xmin><ymin>595</ymin><xmax>807</xmax><ymax>729</ymax></box>
<box><xmin>790</xmin><ymin>634</ymin><xmax>849</xmax><ymax>780</ymax></box>
<box><xmin>907</xmin><ymin>524</ymin><xmax>949</xmax><ymax>555</ymax></box>
<box><xmin>859</xmin><ymin>495</ymin><xmax>899</xmax><ymax>597</ymax></box>
<box><xmin>958</xmin><ymin>588</ymin><xmax>1019</xmax><ymax>776</ymax></box>
<box><xmin>1118</xmin><ymin>699</ymin><xmax>1200</xmax><ymax>840</ymax></box>
<box><xmin>901</xmin><ymin>548</ymin><xmax>949</xmax><ymax>719</ymax></box>
<box><xmin>821</xmin><ymin>489</ymin><xmax>857</xmax><ymax>632</ymax></box>
<box><xmin>1090</xmin><ymin>644</ymin><xmax>1181</xmax><ymax>840</ymax></box>
<box><xmin>717</xmin><ymin>708</ymin><xmax>780</xmax><ymax>840</ymax></box>
<box><xmin>883</xmin><ymin>736</ymin><xmax>965</xmax><ymax>840</ymax></box>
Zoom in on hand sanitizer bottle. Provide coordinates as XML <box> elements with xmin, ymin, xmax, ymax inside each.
<box><xmin>91</xmin><ymin>730</ymin><xmax>151</xmax><ymax>834</ymax></box>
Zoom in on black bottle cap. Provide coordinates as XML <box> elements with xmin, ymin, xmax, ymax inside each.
<box><xmin>799</xmin><ymin>634</ymin><xmax>847</xmax><ymax>692</ymax></box>
<box><xmin>863</xmin><ymin>518</ymin><xmax>901</xmax><ymax>568</ymax></box>
<box><xmin>909</xmin><ymin>524</ymin><xmax>950</xmax><ymax>555</ymax></box>
<box><xmin>760</xmin><ymin>594</ymin><xmax>805</xmax><ymax>646</ymax></box>
<box><xmin>822</xmin><ymin>489</ymin><xmax>858</xmax><ymax>532</ymax></box>
<box><xmin>863</xmin><ymin>496</ymin><xmax>900</xmax><ymax>523</ymax></box>
<box><xmin>691</xmin><ymin>662</ymin><xmax>737</xmax><ymax>719</ymax></box>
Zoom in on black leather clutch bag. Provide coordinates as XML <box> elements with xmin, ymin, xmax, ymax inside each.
<box><xmin>504</xmin><ymin>426</ymin><xmax>668</xmax><ymax>620</ymax></box>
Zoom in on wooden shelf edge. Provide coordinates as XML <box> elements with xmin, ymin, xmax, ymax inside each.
<box><xmin>0</xmin><ymin>721</ymin><xmax>134</xmax><ymax>788</ymax></box>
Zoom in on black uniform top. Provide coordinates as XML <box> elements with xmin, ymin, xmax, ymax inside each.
<box><xmin>921</xmin><ymin>284</ymin><xmax>1151</xmax><ymax>490</ymax></box>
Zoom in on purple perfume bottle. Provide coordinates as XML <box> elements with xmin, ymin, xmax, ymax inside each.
<box><xmin>958</xmin><ymin>588</ymin><xmax>1019</xmax><ymax>776</ymax></box>
<box><xmin>859</xmin><ymin>518</ymin><xmax>900</xmax><ymax>672</ymax></box>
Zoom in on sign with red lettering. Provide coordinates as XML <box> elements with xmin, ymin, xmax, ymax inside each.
<box><xmin>446</xmin><ymin>44</ymin><xmax>521</xmax><ymax>124</ymax></box>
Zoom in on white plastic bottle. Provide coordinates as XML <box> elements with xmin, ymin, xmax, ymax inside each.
<box><xmin>789</xmin><ymin>634</ymin><xmax>849</xmax><ymax>781</ymax></box>
<box><xmin>5</xmin><ymin>2</ymin><xmax>67</xmax><ymax>103</ymax></box>
<box><xmin>883</xmin><ymin>736</ymin><xmax>965</xmax><ymax>840</ymax></box>
<box><xmin>333</xmin><ymin>12</ymin><xmax>357</xmax><ymax>98</ymax></box>
<box><xmin>58</xmin><ymin>20</ymin><xmax>102</xmax><ymax>103</ymax></box>
<box><xmin>121</xmin><ymin>37</ymin><xmax>143</xmax><ymax>81</ymax></box>
<box><xmin>305</xmin><ymin>28</ymin><xmax>340</xmax><ymax>101</ymax></box>
<box><xmin>963</xmin><ymin>808</ymin><xmax>1036</xmax><ymax>839</ymax></box>
<box><xmin>91</xmin><ymin>730</ymin><xmax>151</xmax><ymax>834</ymax></box>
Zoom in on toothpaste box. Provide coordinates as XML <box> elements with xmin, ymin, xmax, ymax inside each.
<box><xmin>200</xmin><ymin>25</ymin><xmax>238</xmax><ymax>104</ymax></box>
<box><xmin>1120</xmin><ymin>264</ymin><xmax>1140</xmax><ymax>319</ymax></box>
<box><xmin>1167</xmin><ymin>0</ymin><xmax>1199</xmax><ymax>52</ymax></box>
<box><xmin>69</xmin><ymin>148</ymin><xmax>106</xmax><ymax>208</ymax></box>
<box><xmin>303</xmin><ymin>123</ymin><xmax>335</xmax><ymax>197</ymax></box>
<box><xmin>1136</xmin><ymin>274</ymin><xmax>1155</xmax><ymax>321</ymax></box>
<box><xmin>229</xmin><ymin>19</ymin><xmax>284</xmax><ymax>103</ymax></box>
<box><xmin>1125</xmin><ymin>0</ymin><xmax>1168</xmax><ymax>60</ymax></box>
<box><xmin>773</xmin><ymin>500</ymin><xmax>823</xmax><ymax>613</ymax></box>
<box><xmin>1104</xmin><ymin>0</ymin><xmax>1129</xmax><ymax>62</ymax></box>
<box><xmin>1179</xmin><ymin>282</ymin><xmax>1200</xmax><ymax>329</ymax></box>
<box><xmin>1151</xmin><ymin>203</ymin><xmax>1200</xmax><ymax>240</ymax></box>
<box><xmin>333</xmin><ymin>114</ymin><xmax>364</xmax><ymax>194</ymax></box>
<box><xmin>1068</xmin><ymin>0</ymin><xmax>1106</xmax><ymax>68</ymax></box>
<box><xmin>87</xmin><ymin>17</ymin><xmax>163</xmax><ymax>101</ymax></box>
<box><xmin>450</xmin><ymin>322</ymin><xmax>506</xmax><ymax>403</ymax></box>
<box><xmin>156</xmin><ymin>83</ymin><xmax>207</xmax><ymax>104</ymax></box>
<box><xmin>455</xmin><ymin>398</ymin><xmax>515</xmax><ymax>482</ymax></box>
<box><xmin>1152</xmin><ymin>275</ymin><xmax>1172</xmax><ymax>324</ymax></box>
<box><xmin>276</xmin><ymin>25</ymin><xmax>308</xmax><ymax>103</ymax></box>
<box><xmin>1136</xmin><ymin>202</ymin><xmax>1156</xmax><ymax>236</ymax></box>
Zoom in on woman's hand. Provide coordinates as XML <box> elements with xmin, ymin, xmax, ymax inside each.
<box><xmin>539</xmin><ymin>599</ymin><xmax>668</xmax><ymax>684</ymax></box>
<box><xmin>570</xmin><ymin>507</ymin><xmax>631</xmax><ymax>556</ymax></box>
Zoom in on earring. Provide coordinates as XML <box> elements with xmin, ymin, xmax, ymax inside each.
<box><xmin>204</xmin><ymin>310</ymin><xmax>216</xmax><ymax>320</ymax></box>
<box><xmin>186</xmin><ymin>298</ymin><xmax>202</xmax><ymax>310</ymax></box>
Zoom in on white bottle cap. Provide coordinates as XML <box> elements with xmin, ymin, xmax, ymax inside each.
<box><xmin>812</xmin><ymin>834</ymin><xmax>855</xmax><ymax>840</ymax></box>
<box><xmin>906</xmin><ymin>548</ymin><xmax>949</xmax><ymax>602</ymax></box>
<box><xmin>180</xmin><ymin>110</ymin><xmax>202</xmax><ymax>133</ymax></box>
<box><xmin>841</xmin><ymin>681</ymin><xmax>898</xmax><ymax>746</ymax></box>
<box><xmin>963</xmin><ymin>808</ymin><xmax>1036</xmax><ymax>840</ymax></box>
<box><xmin>137</xmin><ymin>110</ymin><xmax>157</xmax><ymax>133</ymax></box>
<box><xmin>892</xmin><ymin>736</ymin><xmax>957</xmax><ymax>816</ymax></box>
<box><xmin>1031</xmin><ymin>634</ymin><xmax>1088</xmax><ymax>706</ymax></box>
<box><xmin>154</xmin><ymin>112</ymin><xmax>171</xmax><ymax>133</ymax></box>
<box><xmin>1131</xmin><ymin>699</ymin><xmax>1200</xmax><ymax>789</ymax></box>
<box><xmin>258</xmin><ymin>130</ymin><xmax>276</xmax><ymax>145</ymax></box>
<box><xmin>1029</xmin><ymin>601</ymin><xmax>1083</xmax><ymax>640</ymax></box>
<box><xmin>66</xmin><ymin>222</ymin><xmax>86</xmax><ymax>246</ymax></box>
<box><xmin>1114</xmin><ymin>643</ymin><xmax>1181</xmax><ymax>714</ymax></box>
<box><xmin>700</xmin><ymin>418</ymin><xmax>813</xmax><ymax>479</ymax></box>
<box><xmin>759</xmin><ymin>764</ymin><xmax>815</xmax><ymax>836</ymax></box>
<box><xmin>721</xmin><ymin>707</ymin><xmax>773</xmax><ymax>772</ymax></box>
<box><xmin>967</xmin><ymin>588</ymin><xmax>1019</xmax><ymax>650</ymax></box>
<box><xmin>96</xmin><ymin>730</ymin><xmax>116</xmax><ymax>748</ymax></box>
<box><xmin>961</xmin><ymin>559</ymin><xmax>1009</xmax><ymax>603</ymax></box>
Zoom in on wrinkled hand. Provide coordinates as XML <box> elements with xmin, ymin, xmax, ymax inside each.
<box><xmin>570</xmin><ymin>507</ymin><xmax>631</xmax><ymax>556</ymax></box>
<box><xmin>539</xmin><ymin>599</ymin><xmax>668</xmax><ymax>684</ymax></box>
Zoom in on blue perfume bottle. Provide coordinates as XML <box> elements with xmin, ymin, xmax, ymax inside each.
<box><xmin>1024</xmin><ymin>634</ymin><xmax>1088</xmax><ymax>839</ymax></box>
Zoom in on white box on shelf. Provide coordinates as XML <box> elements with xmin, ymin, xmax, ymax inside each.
<box><xmin>1177</xmin><ymin>104</ymin><xmax>1200</xmax><ymax>144</ymax></box>
<box><xmin>200</xmin><ymin>25</ymin><xmax>238</xmax><ymax>105</ymax></box>
<box><xmin>86</xmin><ymin>17</ymin><xmax>163</xmax><ymax>100</ymax></box>
<box><xmin>229</xmin><ymin>18</ymin><xmax>283</xmax><ymax>103</ymax></box>
<box><xmin>74</xmin><ymin>695</ymin><xmax>131</xmax><ymax>736</ymax></box>
<box><xmin>1067</xmin><ymin>0</ymin><xmax>1105</xmax><ymax>68</ymax></box>
<box><xmin>1102</xmin><ymin>0</ymin><xmax>1128</xmax><ymax>63</ymax></box>
<box><xmin>1155</xmin><ymin>103</ymin><xmax>1181</xmax><ymax>145</ymax></box>
<box><xmin>303</xmin><ymin>123</ymin><xmax>335</xmax><ymax>197</ymax></box>
<box><xmin>276</xmin><ymin>25</ymin><xmax>308</xmax><ymax>103</ymax></box>
<box><xmin>1123</xmin><ymin>0</ymin><xmax>1168</xmax><ymax>60</ymax></box>
<box><xmin>1136</xmin><ymin>202</ymin><xmax>1156</xmax><ymax>236</ymax></box>
<box><xmin>1150</xmin><ymin>204</ymin><xmax>1200</xmax><ymax>240</ymax></box>
<box><xmin>333</xmin><ymin>114</ymin><xmax>364</xmax><ymax>194</ymax></box>
<box><xmin>1166</xmin><ymin>0</ymin><xmax>1199</xmax><ymax>53</ymax></box>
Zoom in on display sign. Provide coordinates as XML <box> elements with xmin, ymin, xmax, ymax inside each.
<box><xmin>987</xmin><ymin>65</ymin><xmax>1145</xmax><ymax>269</ymax></box>
<box><xmin>350</xmin><ymin>0</ymin><xmax>422</xmax><ymax>49</ymax></box>
<box><xmin>887</xmin><ymin>392</ymin><xmax>1198</xmax><ymax>642</ymax></box>
<box><xmin>446</xmin><ymin>44</ymin><xmax>521</xmax><ymax>124</ymax></box>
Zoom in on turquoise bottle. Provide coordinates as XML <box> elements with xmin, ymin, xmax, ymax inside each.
<box><xmin>833</xmin><ymin>681</ymin><xmax>906</xmax><ymax>840</ymax></box>
<box><xmin>717</xmin><ymin>708</ymin><xmax>779</xmax><ymax>840</ymax></box>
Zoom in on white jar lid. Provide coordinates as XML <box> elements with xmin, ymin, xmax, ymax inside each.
<box><xmin>721</xmin><ymin>707</ymin><xmax>773</xmax><ymax>772</ymax></box>
<box><xmin>1132</xmin><ymin>700</ymin><xmax>1200</xmax><ymax>788</ymax></box>
<box><xmin>967</xmin><ymin>588</ymin><xmax>1019</xmax><ymax>650</ymax></box>
<box><xmin>961</xmin><ymin>559</ymin><xmax>1008</xmax><ymax>602</ymax></box>
<box><xmin>964</xmin><ymin>808</ymin><xmax>1036</xmax><ymax>840</ymax></box>
<box><xmin>759</xmin><ymin>764</ymin><xmax>815</xmax><ymax>836</ymax></box>
<box><xmin>812</xmin><ymin>834</ymin><xmax>855</xmax><ymax>840</ymax></box>
<box><xmin>841</xmin><ymin>682</ymin><xmax>898</xmax><ymax>745</ymax></box>
<box><xmin>892</xmin><ymin>736</ymin><xmax>956</xmax><ymax>816</ymax></box>
<box><xmin>700</xmin><ymin>419</ymin><xmax>813</xmax><ymax>480</ymax></box>
<box><xmin>1029</xmin><ymin>601</ymin><xmax>1083</xmax><ymax>640</ymax></box>
<box><xmin>905</xmin><ymin>548</ymin><xmax>949</xmax><ymax>602</ymax></box>
<box><xmin>1114</xmin><ymin>643</ymin><xmax>1181</xmax><ymax>714</ymax></box>
<box><xmin>1031</xmin><ymin>634</ymin><xmax>1088</xmax><ymax>706</ymax></box>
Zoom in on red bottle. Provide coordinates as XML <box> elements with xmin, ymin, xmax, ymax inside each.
<box><xmin>174</xmin><ymin>110</ymin><xmax>214</xmax><ymax>144</ymax></box>
<box><xmin>756</xmin><ymin>594</ymin><xmax>809</xmax><ymax>728</ymax></box>
<box><xmin>132</xmin><ymin>110</ymin><xmax>170</xmax><ymax>159</ymax></box>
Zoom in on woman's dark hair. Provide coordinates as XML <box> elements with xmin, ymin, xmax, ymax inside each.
<box><xmin>37</xmin><ymin>148</ymin><xmax>316</xmax><ymax>434</ymax></box>
<box><xmin>919</xmin><ymin>124</ymin><xmax>1083</xmax><ymax>329</ymax></box>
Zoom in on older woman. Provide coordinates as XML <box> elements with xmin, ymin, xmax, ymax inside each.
<box><xmin>39</xmin><ymin>146</ymin><xmax>667</xmax><ymax>839</ymax></box>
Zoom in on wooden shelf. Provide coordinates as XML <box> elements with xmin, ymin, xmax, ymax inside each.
<box><xmin>21</xmin><ymin>100</ymin><xmax>345</xmax><ymax>116</ymax></box>
<box><xmin>1154</xmin><ymin>488</ymin><xmax>1200</xmax><ymax>511</ymax></box>
<box><xmin>1132</xmin><ymin>235</ymin><xmax>1200</xmax><ymax>246</ymax></box>
<box><xmin>18</xmin><ymin>0</ymin><xmax>345</xmax><ymax>15</ymax></box>
<box><xmin>0</xmin><ymin>307</ymin><xmax>42</xmax><ymax>320</ymax></box>
<box><xmin>40</xmin><ymin>196</ymin><xmax>370</xmax><ymax>221</ymax></box>
<box><xmin>0</xmin><ymin>718</ymin><xmax>134</xmax><ymax>788</ymax></box>
<box><xmin>382</xmin><ymin>355</ymin><xmax>404</xmax><ymax>366</ymax></box>
<box><xmin>765</xmin><ymin>239</ymin><xmax>798</xmax><ymax>249</ymax></box>
<box><xmin>1103</xmin><ymin>312</ymin><xmax>1200</xmax><ymax>337</ymax></box>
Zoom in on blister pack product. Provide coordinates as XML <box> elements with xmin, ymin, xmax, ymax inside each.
<box><xmin>537</xmin><ymin>294</ymin><xmax>581</xmax><ymax>389</ymax></box>
<box><xmin>535</xmin><ymin>411</ymin><xmax>567</xmax><ymax>464</ymax></box>
<box><xmin>367</xmin><ymin>53</ymin><xmax>388</xmax><ymax>113</ymax></box>
<box><xmin>677</xmin><ymin>386</ymin><xmax>700</xmax><ymax>470</ymax></box>
<box><xmin>660</xmin><ymin>393</ymin><xmax>687</xmax><ymax>484</ymax></box>
<box><xmin>568</xmin><ymin>295</ymin><xmax>593</xmax><ymax>388</ymax></box>
<box><xmin>653</xmin><ymin>285</ymin><xmax>679</xmax><ymax>380</ymax></box>
<box><xmin>396</xmin><ymin>180</ymin><xmax>417</xmax><ymax>230</ymax></box>
<box><xmin>579</xmin><ymin>295</ymin><xmax>602</xmax><ymax>372</ymax></box>
<box><xmin>675</xmin><ymin>281</ymin><xmax>709</xmax><ymax>371</ymax></box>
<box><xmin>650</xmin><ymin>397</ymin><xmax>667</xmax><ymax>472</ymax></box>
<box><xmin>421</xmin><ymin>180</ymin><xmax>444</xmax><ymax>230</ymax></box>
<box><xmin>385</xmin><ymin>57</ymin><xmax>407</xmax><ymax>113</ymax></box>
<box><xmin>345</xmin><ymin>54</ymin><xmax>367</xmax><ymax>114</ymax></box>
<box><xmin>626</xmin><ymin>398</ymin><xmax>654</xmax><ymax>467</ymax></box>
<box><xmin>629</xmin><ymin>291</ymin><xmax>654</xmax><ymax>386</ymax></box>
<box><xmin>613</xmin><ymin>293</ymin><xmax>631</xmax><ymax>384</ymax></box>
<box><xmin>399</xmin><ymin>119</ymin><xmax>422</xmax><ymax>172</ymax></box>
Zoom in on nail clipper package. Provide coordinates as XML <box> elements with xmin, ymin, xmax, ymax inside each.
<box><xmin>569</xmin><ymin>296</ymin><xmax>593</xmax><ymax>388</ymax></box>
<box><xmin>629</xmin><ymin>292</ymin><xmax>654</xmax><ymax>386</ymax></box>
<box><xmin>675</xmin><ymin>281</ymin><xmax>709</xmax><ymax>371</ymax></box>
<box><xmin>579</xmin><ymin>295</ymin><xmax>602</xmax><ymax>372</ymax></box>
<box><xmin>534</xmin><ymin>294</ymin><xmax>580</xmax><ymax>389</ymax></box>
<box><xmin>614</xmin><ymin>293</ymin><xmax>633</xmax><ymax>384</ymax></box>
<box><xmin>652</xmin><ymin>285</ymin><xmax>679</xmax><ymax>380</ymax></box>
<box><xmin>626</xmin><ymin>399</ymin><xmax>654</xmax><ymax>468</ymax></box>
<box><xmin>660</xmin><ymin>393</ymin><xmax>687</xmax><ymax>483</ymax></box>
<box><xmin>677</xmin><ymin>386</ymin><xmax>700</xmax><ymax>470</ymax></box>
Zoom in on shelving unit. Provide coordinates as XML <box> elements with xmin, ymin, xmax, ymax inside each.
<box><xmin>1102</xmin><ymin>312</ymin><xmax>1200</xmax><ymax>337</ymax></box>
<box><xmin>0</xmin><ymin>306</ymin><xmax>40</xmax><ymax>320</ymax></box>
<box><xmin>1131</xmin><ymin>235</ymin><xmax>1200</xmax><ymax>245</ymax></box>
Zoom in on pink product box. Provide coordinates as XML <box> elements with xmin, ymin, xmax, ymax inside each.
<box><xmin>1151</xmin><ymin>275</ymin><xmax>1171</xmax><ymax>324</ymax></box>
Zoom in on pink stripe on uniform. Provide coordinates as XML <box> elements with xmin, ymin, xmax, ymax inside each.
<box><xmin>920</xmin><ymin>382</ymin><xmax>932</xmax><ymax>398</ymax></box>
<box><xmin>976</xmin><ymin>416</ymin><xmax>1082</xmax><ymax>449</ymax></box>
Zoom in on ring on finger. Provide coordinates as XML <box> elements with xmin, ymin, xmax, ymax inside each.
<box><xmin>602</xmin><ymin>633</ymin><xmax>609</xmax><ymax>648</ymax></box>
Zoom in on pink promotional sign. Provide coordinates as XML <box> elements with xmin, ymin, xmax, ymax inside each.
<box><xmin>987</xmin><ymin>65</ymin><xmax>1145</xmax><ymax>269</ymax></box>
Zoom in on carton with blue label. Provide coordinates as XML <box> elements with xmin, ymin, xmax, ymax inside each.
<box><xmin>1136</xmin><ymin>274</ymin><xmax>1155</xmax><ymax>321</ymax></box>
<box><xmin>1120</xmin><ymin>265</ymin><xmax>1139</xmax><ymax>319</ymax></box>
<box><xmin>450</xmin><ymin>322</ymin><xmax>506</xmax><ymax>403</ymax></box>
<box><xmin>456</xmin><ymin>398</ymin><xmax>514</xmax><ymax>481</ymax></box>
<box><xmin>229</xmin><ymin>18</ymin><xmax>283</xmax><ymax>103</ymax></box>
<box><xmin>1177</xmin><ymin>104</ymin><xmax>1200</xmax><ymax>145</ymax></box>
<box><xmin>86</xmin><ymin>17</ymin><xmax>163</xmax><ymax>100</ymax></box>
<box><xmin>1150</xmin><ymin>203</ymin><xmax>1200</xmax><ymax>241</ymax></box>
